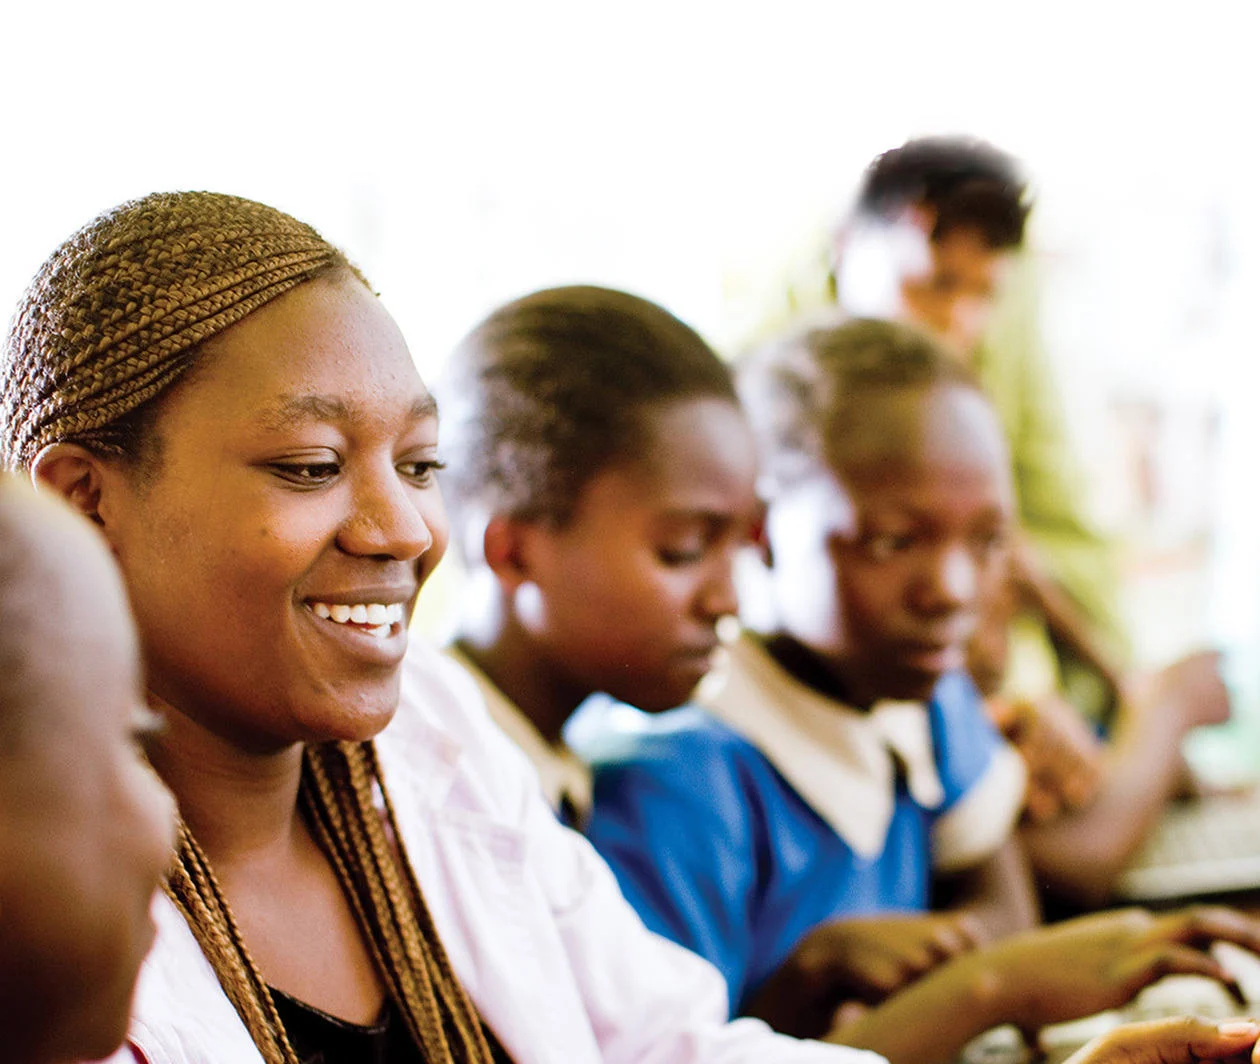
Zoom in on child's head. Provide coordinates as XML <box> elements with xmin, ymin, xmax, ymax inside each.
<box><xmin>441</xmin><ymin>285</ymin><xmax>759</xmax><ymax>712</ymax></box>
<box><xmin>740</xmin><ymin>317</ymin><xmax>1014</xmax><ymax>708</ymax></box>
<box><xmin>835</xmin><ymin>136</ymin><xmax>1030</xmax><ymax>358</ymax></box>
<box><xmin>0</xmin><ymin>479</ymin><xmax>175</xmax><ymax>1063</ymax></box>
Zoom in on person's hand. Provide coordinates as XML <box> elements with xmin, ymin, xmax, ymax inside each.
<box><xmin>743</xmin><ymin>912</ymin><xmax>983</xmax><ymax>1038</ymax></box>
<box><xmin>1062</xmin><ymin>1017</ymin><xmax>1260</xmax><ymax>1064</ymax></box>
<box><xmin>985</xmin><ymin>906</ymin><xmax>1260</xmax><ymax>1035</ymax></box>
<box><xmin>1124</xmin><ymin>651</ymin><xmax>1231</xmax><ymax>736</ymax></box>
<box><xmin>992</xmin><ymin>693</ymin><xmax>1105</xmax><ymax>823</ymax></box>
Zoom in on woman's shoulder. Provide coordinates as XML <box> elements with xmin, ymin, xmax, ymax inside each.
<box><xmin>124</xmin><ymin>894</ymin><xmax>266</xmax><ymax>1063</ymax></box>
<box><xmin>377</xmin><ymin>636</ymin><xmax>543</xmax><ymax>827</ymax></box>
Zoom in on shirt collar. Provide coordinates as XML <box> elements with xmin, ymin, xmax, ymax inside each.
<box><xmin>698</xmin><ymin>633</ymin><xmax>945</xmax><ymax>858</ymax></box>
<box><xmin>445</xmin><ymin>645</ymin><xmax>593</xmax><ymax>824</ymax></box>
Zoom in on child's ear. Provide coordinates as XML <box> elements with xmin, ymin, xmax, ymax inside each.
<box><xmin>30</xmin><ymin>443</ymin><xmax>112</xmax><ymax>528</ymax></box>
<box><xmin>751</xmin><ymin>507</ymin><xmax>773</xmax><ymax>569</ymax></box>
<box><xmin>482</xmin><ymin>514</ymin><xmax>535</xmax><ymax>590</ymax></box>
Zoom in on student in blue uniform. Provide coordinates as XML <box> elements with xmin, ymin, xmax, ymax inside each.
<box><xmin>437</xmin><ymin>284</ymin><xmax>762</xmax><ymax>826</ymax></box>
<box><xmin>582</xmin><ymin>317</ymin><xmax>1037</xmax><ymax>1030</ymax></box>
<box><xmin>435</xmin><ymin>294</ymin><xmax>1260</xmax><ymax>1064</ymax></box>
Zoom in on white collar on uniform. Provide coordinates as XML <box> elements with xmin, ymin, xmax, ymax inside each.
<box><xmin>445</xmin><ymin>645</ymin><xmax>593</xmax><ymax>823</ymax></box>
<box><xmin>698</xmin><ymin>633</ymin><xmax>945</xmax><ymax>859</ymax></box>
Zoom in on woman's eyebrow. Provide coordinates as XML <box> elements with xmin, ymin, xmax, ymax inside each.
<box><xmin>256</xmin><ymin>392</ymin><xmax>439</xmax><ymax>431</ymax></box>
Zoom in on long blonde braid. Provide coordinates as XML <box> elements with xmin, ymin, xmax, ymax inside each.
<box><xmin>1</xmin><ymin>192</ymin><xmax>502</xmax><ymax>1063</ymax></box>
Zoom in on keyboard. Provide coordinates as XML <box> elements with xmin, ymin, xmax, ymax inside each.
<box><xmin>960</xmin><ymin>943</ymin><xmax>1260</xmax><ymax>1064</ymax></box>
<box><xmin>1116</xmin><ymin>790</ymin><xmax>1260</xmax><ymax>902</ymax></box>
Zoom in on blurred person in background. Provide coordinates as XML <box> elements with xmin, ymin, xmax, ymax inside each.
<box><xmin>743</xmin><ymin>136</ymin><xmax>1230</xmax><ymax>909</ymax></box>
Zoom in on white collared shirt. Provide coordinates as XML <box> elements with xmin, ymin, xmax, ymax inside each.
<box><xmin>698</xmin><ymin>633</ymin><xmax>1025</xmax><ymax>871</ymax></box>
<box><xmin>116</xmin><ymin>639</ymin><xmax>885</xmax><ymax>1064</ymax></box>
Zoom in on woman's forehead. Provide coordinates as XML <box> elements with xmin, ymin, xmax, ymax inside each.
<box><xmin>176</xmin><ymin>278</ymin><xmax>431</xmax><ymax>423</ymax></box>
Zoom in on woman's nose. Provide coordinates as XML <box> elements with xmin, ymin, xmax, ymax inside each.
<box><xmin>338</xmin><ymin>469</ymin><xmax>436</xmax><ymax>561</ymax></box>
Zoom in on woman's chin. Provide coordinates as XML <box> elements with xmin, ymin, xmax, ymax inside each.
<box><xmin>300</xmin><ymin>678</ymin><xmax>402</xmax><ymax>745</ymax></box>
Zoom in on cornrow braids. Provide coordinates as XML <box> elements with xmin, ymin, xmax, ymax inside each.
<box><xmin>738</xmin><ymin>316</ymin><xmax>984</xmax><ymax>491</ymax></box>
<box><xmin>4</xmin><ymin>191</ymin><xmax>503</xmax><ymax>1063</ymax></box>
<box><xmin>302</xmin><ymin>742</ymin><xmax>502</xmax><ymax>1062</ymax></box>
<box><xmin>0</xmin><ymin>191</ymin><xmax>357</xmax><ymax>471</ymax></box>
<box><xmin>164</xmin><ymin>741</ymin><xmax>504</xmax><ymax>1064</ymax></box>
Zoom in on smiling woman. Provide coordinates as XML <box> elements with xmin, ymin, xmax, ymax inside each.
<box><xmin>0</xmin><ymin>191</ymin><xmax>881</xmax><ymax>1064</ymax></box>
<box><xmin>0</xmin><ymin>192</ymin><xmax>484</xmax><ymax>1064</ymax></box>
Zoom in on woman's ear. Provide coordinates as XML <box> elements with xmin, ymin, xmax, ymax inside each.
<box><xmin>30</xmin><ymin>443</ymin><xmax>112</xmax><ymax>528</ymax></box>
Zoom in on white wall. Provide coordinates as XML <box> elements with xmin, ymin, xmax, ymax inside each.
<box><xmin>3</xmin><ymin>0</ymin><xmax>1259</xmax><ymax>719</ymax></box>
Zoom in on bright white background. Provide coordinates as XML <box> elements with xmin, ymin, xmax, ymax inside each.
<box><xmin>3</xmin><ymin>1</ymin><xmax>1259</xmax><ymax>750</ymax></box>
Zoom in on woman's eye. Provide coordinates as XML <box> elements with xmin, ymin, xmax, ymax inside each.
<box><xmin>397</xmin><ymin>459</ymin><xmax>446</xmax><ymax>486</ymax></box>
<box><xmin>269</xmin><ymin>461</ymin><xmax>340</xmax><ymax>486</ymax></box>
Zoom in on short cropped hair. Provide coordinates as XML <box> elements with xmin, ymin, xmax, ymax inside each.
<box><xmin>853</xmin><ymin>136</ymin><xmax>1031</xmax><ymax>250</ymax></box>
<box><xmin>440</xmin><ymin>285</ymin><xmax>736</xmax><ymax>527</ymax></box>
<box><xmin>738</xmin><ymin>315</ymin><xmax>983</xmax><ymax>491</ymax></box>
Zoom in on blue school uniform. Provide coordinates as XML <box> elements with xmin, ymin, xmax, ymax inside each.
<box><xmin>576</xmin><ymin>634</ymin><xmax>1026</xmax><ymax>1016</ymax></box>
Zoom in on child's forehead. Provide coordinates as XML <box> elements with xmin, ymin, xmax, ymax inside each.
<box><xmin>826</xmin><ymin>383</ymin><xmax>1008</xmax><ymax>477</ymax></box>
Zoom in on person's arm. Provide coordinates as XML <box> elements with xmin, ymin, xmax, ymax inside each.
<box><xmin>826</xmin><ymin>906</ymin><xmax>1260</xmax><ymax>1064</ymax></box>
<box><xmin>934</xmin><ymin>837</ymin><xmax>1040</xmax><ymax>942</ymax></box>
<box><xmin>990</xmin><ymin>692</ymin><xmax>1105</xmax><ymax>823</ymax></box>
<box><xmin>928</xmin><ymin>672</ymin><xmax>1039</xmax><ymax>939</ymax></box>
<box><xmin>1064</xmin><ymin>1017</ymin><xmax>1260</xmax><ymax>1064</ymax></box>
<box><xmin>1020</xmin><ymin>650</ymin><xmax>1231</xmax><ymax>909</ymax></box>
<box><xmin>742</xmin><ymin>911</ymin><xmax>984</xmax><ymax>1038</ymax></box>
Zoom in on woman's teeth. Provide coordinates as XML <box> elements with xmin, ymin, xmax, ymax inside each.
<box><xmin>308</xmin><ymin>601</ymin><xmax>405</xmax><ymax>638</ymax></box>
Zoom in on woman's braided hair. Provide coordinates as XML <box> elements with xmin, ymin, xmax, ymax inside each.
<box><xmin>0</xmin><ymin>191</ymin><xmax>502</xmax><ymax>1064</ymax></box>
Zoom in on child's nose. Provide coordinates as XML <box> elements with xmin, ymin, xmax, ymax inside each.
<box><xmin>918</xmin><ymin>544</ymin><xmax>978</xmax><ymax>612</ymax></box>
<box><xmin>697</xmin><ymin>561</ymin><xmax>740</xmax><ymax>621</ymax></box>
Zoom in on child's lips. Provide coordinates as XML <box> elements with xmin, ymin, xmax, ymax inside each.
<box><xmin>897</xmin><ymin>640</ymin><xmax>965</xmax><ymax>674</ymax></box>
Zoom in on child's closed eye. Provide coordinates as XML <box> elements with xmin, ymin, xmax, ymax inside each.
<box><xmin>860</xmin><ymin>530</ymin><xmax>918</xmax><ymax>560</ymax></box>
<box><xmin>657</xmin><ymin>543</ymin><xmax>707</xmax><ymax>567</ymax></box>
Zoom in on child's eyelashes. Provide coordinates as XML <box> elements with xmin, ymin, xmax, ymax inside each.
<box><xmin>657</xmin><ymin>544</ymin><xmax>707</xmax><ymax>567</ymax></box>
<box><xmin>854</xmin><ymin>527</ymin><xmax>1010</xmax><ymax>563</ymax></box>
<box><xmin>859</xmin><ymin>530</ymin><xmax>917</xmax><ymax>560</ymax></box>
<box><xmin>972</xmin><ymin>528</ymin><xmax>1010</xmax><ymax>557</ymax></box>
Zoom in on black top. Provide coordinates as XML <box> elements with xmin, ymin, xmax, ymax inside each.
<box><xmin>270</xmin><ymin>987</ymin><xmax>426</xmax><ymax>1064</ymax></box>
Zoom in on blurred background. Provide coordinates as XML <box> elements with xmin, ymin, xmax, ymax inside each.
<box><xmin>3</xmin><ymin>0</ymin><xmax>1259</xmax><ymax>770</ymax></box>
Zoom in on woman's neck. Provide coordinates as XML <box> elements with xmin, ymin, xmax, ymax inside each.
<box><xmin>146</xmin><ymin>696</ymin><xmax>307</xmax><ymax>868</ymax></box>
